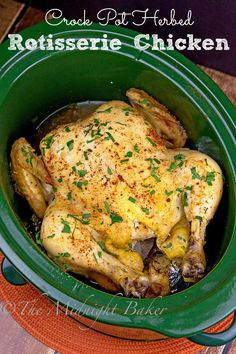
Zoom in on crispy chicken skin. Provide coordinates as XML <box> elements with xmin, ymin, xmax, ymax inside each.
<box><xmin>11</xmin><ymin>89</ymin><xmax>223</xmax><ymax>297</ymax></box>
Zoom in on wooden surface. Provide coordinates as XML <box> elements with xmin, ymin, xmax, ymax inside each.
<box><xmin>0</xmin><ymin>2</ymin><xmax>235</xmax><ymax>354</ymax></box>
<box><xmin>0</xmin><ymin>0</ymin><xmax>24</xmax><ymax>42</ymax></box>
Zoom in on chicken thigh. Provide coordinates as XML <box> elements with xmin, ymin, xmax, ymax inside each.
<box><xmin>11</xmin><ymin>89</ymin><xmax>223</xmax><ymax>297</ymax></box>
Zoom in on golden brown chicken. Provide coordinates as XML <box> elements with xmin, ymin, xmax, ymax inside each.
<box><xmin>10</xmin><ymin>88</ymin><xmax>223</xmax><ymax>297</ymax></box>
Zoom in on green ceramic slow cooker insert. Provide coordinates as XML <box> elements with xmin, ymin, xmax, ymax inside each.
<box><xmin>0</xmin><ymin>23</ymin><xmax>235</xmax><ymax>346</ymax></box>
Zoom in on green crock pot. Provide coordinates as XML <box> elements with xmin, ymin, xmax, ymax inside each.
<box><xmin>0</xmin><ymin>22</ymin><xmax>235</xmax><ymax>347</ymax></box>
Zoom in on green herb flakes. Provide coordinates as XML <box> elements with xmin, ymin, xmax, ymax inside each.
<box><xmin>183</xmin><ymin>192</ymin><xmax>188</xmax><ymax>207</ymax></box>
<box><xmin>104</xmin><ymin>131</ymin><xmax>115</xmax><ymax>142</ymax></box>
<box><xmin>66</xmin><ymin>139</ymin><xmax>74</xmax><ymax>151</ymax></box>
<box><xmin>67</xmin><ymin>213</ymin><xmax>90</xmax><ymax>225</ymax></box>
<box><xmin>191</xmin><ymin>167</ymin><xmax>201</xmax><ymax>180</ymax></box>
<box><xmin>82</xmin><ymin>213</ymin><xmax>91</xmax><ymax>219</ymax></box>
<box><xmin>42</xmin><ymin>135</ymin><xmax>54</xmax><ymax>150</ymax></box>
<box><xmin>165</xmin><ymin>190</ymin><xmax>173</xmax><ymax>196</ymax></box>
<box><xmin>128</xmin><ymin>196</ymin><xmax>136</xmax><ymax>203</ymax></box>
<box><xmin>141</xmin><ymin>207</ymin><xmax>150</xmax><ymax>215</ymax></box>
<box><xmin>35</xmin><ymin>231</ymin><xmax>42</xmax><ymax>246</ymax></box>
<box><xmin>78</xmin><ymin>170</ymin><xmax>87</xmax><ymax>177</ymax></box>
<box><xmin>125</xmin><ymin>151</ymin><xmax>133</xmax><ymax>158</ymax></box>
<box><xmin>167</xmin><ymin>154</ymin><xmax>185</xmax><ymax>172</ymax></box>
<box><xmin>163</xmin><ymin>242</ymin><xmax>172</xmax><ymax>249</ymax></box>
<box><xmin>61</xmin><ymin>219</ymin><xmax>71</xmax><ymax>233</ymax></box>
<box><xmin>205</xmin><ymin>171</ymin><xmax>216</xmax><ymax>185</ymax></box>
<box><xmin>110</xmin><ymin>213</ymin><xmax>123</xmax><ymax>225</ymax></box>
<box><xmin>139</xmin><ymin>99</ymin><xmax>150</xmax><ymax>106</ymax></box>
<box><xmin>93</xmin><ymin>253</ymin><xmax>98</xmax><ymax>263</ymax></box>
<box><xmin>97</xmin><ymin>107</ymin><xmax>112</xmax><ymax>114</ymax></box>
<box><xmin>146</xmin><ymin>136</ymin><xmax>157</xmax><ymax>146</ymax></box>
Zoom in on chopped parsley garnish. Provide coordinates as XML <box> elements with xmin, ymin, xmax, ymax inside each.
<box><xmin>115</xmin><ymin>121</ymin><xmax>127</xmax><ymax>126</ymax></box>
<box><xmin>107</xmin><ymin>166</ymin><xmax>112</xmax><ymax>175</ymax></box>
<box><xmin>183</xmin><ymin>192</ymin><xmax>188</xmax><ymax>207</ymax></box>
<box><xmin>141</xmin><ymin>207</ymin><xmax>150</xmax><ymax>215</ymax></box>
<box><xmin>146</xmin><ymin>136</ymin><xmax>157</xmax><ymax>146</ymax></box>
<box><xmin>104</xmin><ymin>131</ymin><xmax>115</xmax><ymax>142</ymax></box>
<box><xmin>97</xmin><ymin>107</ymin><xmax>112</xmax><ymax>113</ymax></box>
<box><xmin>134</xmin><ymin>143</ymin><xmax>139</xmax><ymax>153</ymax></box>
<box><xmin>75</xmin><ymin>181</ymin><xmax>83</xmax><ymax>189</ymax></box>
<box><xmin>167</xmin><ymin>154</ymin><xmax>185</xmax><ymax>172</ymax></box>
<box><xmin>104</xmin><ymin>201</ymin><xmax>123</xmax><ymax>225</ymax></box>
<box><xmin>110</xmin><ymin>213</ymin><xmax>123</xmax><ymax>225</ymax></box>
<box><xmin>128</xmin><ymin>242</ymin><xmax>133</xmax><ymax>249</ymax></box>
<box><xmin>98</xmin><ymin>240</ymin><xmax>105</xmax><ymax>250</ymax></box>
<box><xmin>35</xmin><ymin>231</ymin><xmax>42</xmax><ymax>246</ymax></box>
<box><xmin>165</xmin><ymin>190</ymin><xmax>173</xmax><ymax>196</ymax></box>
<box><xmin>104</xmin><ymin>201</ymin><xmax>111</xmax><ymax>213</ymax></box>
<box><xmin>153</xmin><ymin>158</ymin><xmax>160</xmax><ymax>164</ymax></box>
<box><xmin>67</xmin><ymin>191</ymin><xmax>72</xmax><ymax>200</ymax></box>
<box><xmin>93</xmin><ymin>252</ymin><xmax>98</xmax><ymax>263</ymax></box>
<box><xmin>120</xmin><ymin>159</ymin><xmax>129</xmax><ymax>163</ymax></box>
<box><xmin>66</xmin><ymin>139</ymin><xmax>74</xmax><ymax>151</ymax></box>
<box><xmin>42</xmin><ymin>135</ymin><xmax>54</xmax><ymax>150</ymax></box>
<box><xmin>176</xmin><ymin>187</ymin><xmax>183</xmax><ymax>192</ymax></box>
<box><xmin>86</xmin><ymin>135</ymin><xmax>102</xmax><ymax>143</ymax></box>
<box><xmin>177</xmin><ymin>235</ymin><xmax>186</xmax><ymax>242</ymax></box>
<box><xmin>78</xmin><ymin>170</ymin><xmax>87</xmax><ymax>177</ymax></box>
<box><xmin>58</xmin><ymin>177</ymin><xmax>63</xmax><ymax>183</ymax></box>
<box><xmin>122</xmin><ymin>107</ymin><xmax>133</xmax><ymax>116</ymax></box>
<box><xmin>205</xmin><ymin>171</ymin><xmax>216</xmax><ymax>185</ymax></box>
<box><xmin>55</xmin><ymin>252</ymin><xmax>71</xmax><ymax>259</ymax></box>
<box><xmin>195</xmin><ymin>216</ymin><xmax>203</xmax><ymax>222</ymax></box>
<box><xmin>47</xmin><ymin>234</ymin><xmax>55</xmax><ymax>239</ymax></box>
<box><xmin>185</xmin><ymin>186</ymin><xmax>193</xmax><ymax>191</ymax></box>
<box><xmin>65</xmin><ymin>126</ymin><xmax>71</xmax><ymax>132</ymax></box>
<box><xmin>128</xmin><ymin>196</ymin><xmax>136</xmax><ymax>203</ymax></box>
<box><xmin>163</xmin><ymin>242</ymin><xmax>172</xmax><ymax>249</ymax></box>
<box><xmin>67</xmin><ymin>213</ymin><xmax>90</xmax><ymax>225</ymax></box>
<box><xmin>139</xmin><ymin>98</ymin><xmax>150</xmax><ymax>106</ymax></box>
<box><xmin>82</xmin><ymin>213</ymin><xmax>91</xmax><ymax>219</ymax></box>
<box><xmin>84</xmin><ymin>150</ymin><xmax>89</xmax><ymax>160</ymax></box>
<box><xmin>191</xmin><ymin>167</ymin><xmax>201</xmax><ymax>180</ymax></box>
<box><xmin>98</xmin><ymin>251</ymin><xmax>103</xmax><ymax>258</ymax></box>
<box><xmin>21</xmin><ymin>146</ymin><xmax>27</xmax><ymax>156</ymax></box>
<box><xmin>21</xmin><ymin>146</ymin><xmax>33</xmax><ymax>166</ymax></box>
<box><xmin>52</xmin><ymin>186</ymin><xmax>57</xmax><ymax>193</ymax></box>
<box><xmin>146</xmin><ymin>158</ymin><xmax>161</xmax><ymax>183</ymax></box>
<box><xmin>61</xmin><ymin>219</ymin><xmax>71</xmax><ymax>233</ymax></box>
<box><xmin>152</xmin><ymin>174</ymin><xmax>161</xmax><ymax>183</ymax></box>
<box><xmin>149</xmin><ymin>189</ymin><xmax>156</xmax><ymax>195</ymax></box>
<box><xmin>125</xmin><ymin>151</ymin><xmax>133</xmax><ymax>158</ymax></box>
<box><xmin>191</xmin><ymin>167</ymin><xmax>216</xmax><ymax>186</ymax></box>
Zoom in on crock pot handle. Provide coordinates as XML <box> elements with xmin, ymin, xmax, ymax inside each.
<box><xmin>188</xmin><ymin>312</ymin><xmax>236</xmax><ymax>346</ymax></box>
<box><xmin>1</xmin><ymin>257</ymin><xmax>27</xmax><ymax>285</ymax></box>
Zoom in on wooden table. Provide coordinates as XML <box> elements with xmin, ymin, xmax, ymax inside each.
<box><xmin>0</xmin><ymin>1</ymin><xmax>235</xmax><ymax>353</ymax></box>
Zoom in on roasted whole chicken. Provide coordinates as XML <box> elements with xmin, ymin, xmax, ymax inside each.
<box><xmin>11</xmin><ymin>89</ymin><xmax>223</xmax><ymax>297</ymax></box>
